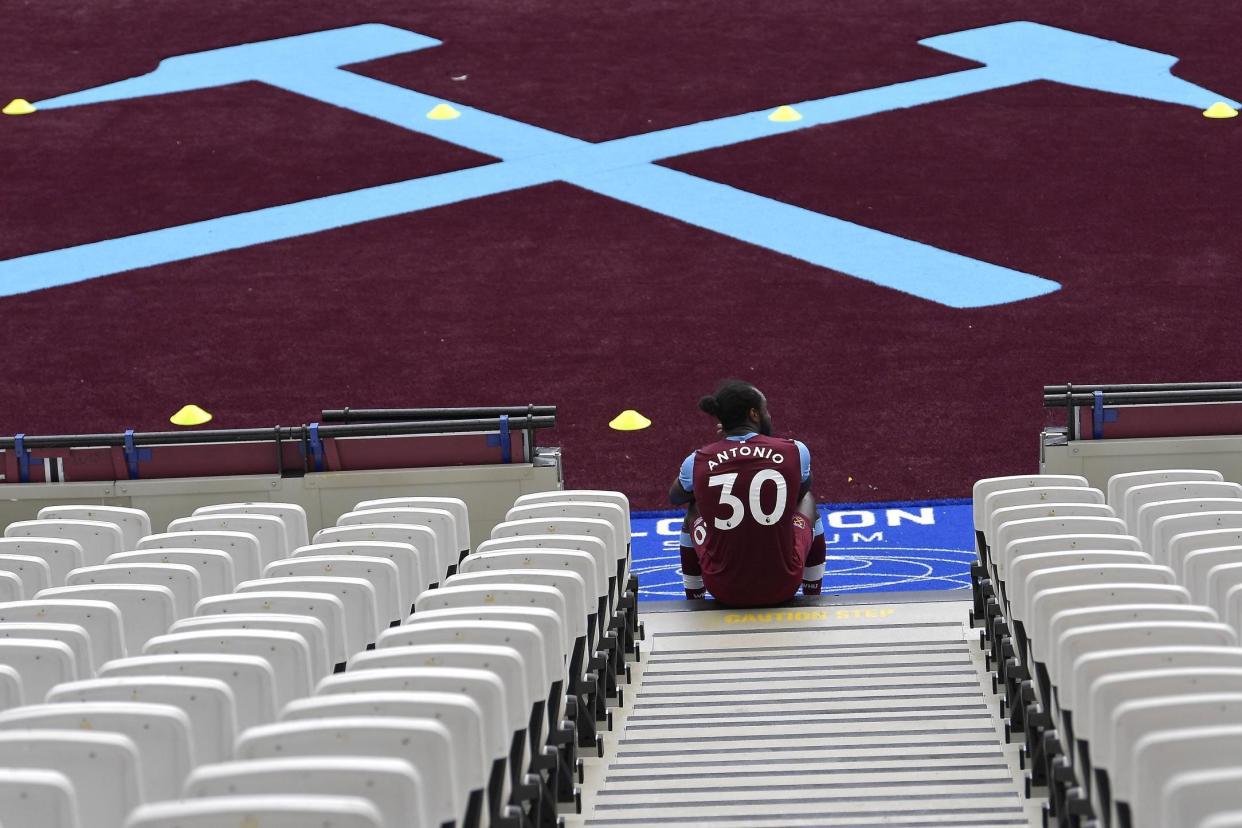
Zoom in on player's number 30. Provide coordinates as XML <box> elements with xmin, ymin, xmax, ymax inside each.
<box><xmin>708</xmin><ymin>470</ymin><xmax>787</xmax><ymax>530</ymax></box>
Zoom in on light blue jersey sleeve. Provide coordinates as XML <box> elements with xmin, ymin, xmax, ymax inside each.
<box><xmin>678</xmin><ymin>452</ymin><xmax>696</xmax><ymax>491</ymax></box>
<box><xmin>795</xmin><ymin>439</ymin><xmax>811</xmax><ymax>483</ymax></box>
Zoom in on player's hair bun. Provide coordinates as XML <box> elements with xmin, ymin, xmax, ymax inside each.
<box><xmin>698</xmin><ymin>395</ymin><xmax>720</xmax><ymax>417</ymax></box>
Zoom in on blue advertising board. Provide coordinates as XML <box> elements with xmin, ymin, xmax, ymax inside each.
<box><xmin>630</xmin><ymin>499</ymin><xmax>974</xmax><ymax>601</ymax></box>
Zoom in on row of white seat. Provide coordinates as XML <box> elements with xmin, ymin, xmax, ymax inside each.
<box><xmin>0</xmin><ymin>488</ymin><xmax>637</xmax><ymax>828</ymax></box>
<box><xmin>973</xmin><ymin>470</ymin><xmax>1242</xmax><ymax>828</ymax></box>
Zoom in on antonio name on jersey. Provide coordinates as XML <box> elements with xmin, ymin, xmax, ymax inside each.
<box><xmin>705</xmin><ymin>443</ymin><xmax>787</xmax><ymax>471</ymax></box>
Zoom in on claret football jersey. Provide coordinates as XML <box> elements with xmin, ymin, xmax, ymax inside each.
<box><xmin>680</xmin><ymin>432</ymin><xmax>810</xmax><ymax>603</ymax></box>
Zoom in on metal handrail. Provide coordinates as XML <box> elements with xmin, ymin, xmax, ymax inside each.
<box><xmin>0</xmin><ymin>416</ymin><xmax>555</xmax><ymax>450</ymax></box>
<box><xmin>322</xmin><ymin>405</ymin><xmax>556</xmax><ymax>423</ymax></box>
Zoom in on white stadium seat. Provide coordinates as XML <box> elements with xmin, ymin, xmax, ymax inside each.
<box><xmin>4</xmin><ymin>519</ymin><xmax>124</xmax><ymax>568</ymax></box>
<box><xmin>1176</xmin><ymin>541</ymin><xmax>1242</xmax><ymax>601</ymax></box>
<box><xmin>280</xmin><ymin>691</ymin><xmax>486</xmax><ymax>826</ymax></box>
<box><xmin>137</xmin><ymin>531</ymin><xmax>263</xmax><ymax>583</ymax></box>
<box><xmin>377</xmin><ymin>619</ymin><xmax>553</xmax><ymax>749</ymax></box>
<box><xmin>1150</xmin><ymin>512</ymin><xmax>1242</xmax><ymax>568</ymax></box>
<box><xmin>0</xmin><ymin>538</ymin><xmax>82</xmax><ymax>585</ymax></box>
<box><xmin>1114</xmin><ymin>695</ymin><xmax>1242</xmax><ymax>827</ymax></box>
<box><xmin>506</xmin><ymin>500</ymin><xmax>629</xmax><ymax>569</ymax></box>
<box><xmin>1108</xmin><ymin>469</ymin><xmax>1224</xmax><ymax>509</ymax></box>
<box><xmin>1029</xmin><ymin>584</ymin><xmax>1193</xmax><ymax>666</ymax></box>
<box><xmin>235</xmin><ymin>717</ymin><xmax>457</xmax><ymax>828</ymax></box>
<box><xmin>143</xmin><ymin>628</ymin><xmax>312</xmax><ymax>708</ymax></box>
<box><xmin>1121</xmin><ymin>481</ymin><xmax>1237</xmax><ymax>528</ymax></box>
<box><xmin>995</xmin><ymin>517</ymin><xmax>1128</xmax><ymax>582</ymax></box>
<box><xmin>1162</xmin><ymin>767</ymin><xmax>1242</xmax><ymax>828</ymax></box>
<box><xmin>0</xmin><ymin>664</ymin><xmax>22</xmax><ymax>710</ymax></box>
<box><xmin>415</xmin><ymin>582</ymin><xmax>577</xmax><ymax>679</ymax></box>
<box><xmin>0</xmin><ymin>554</ymin><xmax>52</xmax><ymax>596</ymax></box>
<box><xmin>263</xmin><ymin>555</ymin><xmax>402</xmax><ymax>629</ymax></box>
<box><xmin>1122</xmin><ymin>480</ymin><xmax>1242</xmax><ymax>528</ymax></box>
<box><xmin>477</xmin><ymin>534</ymin><xmax>612</xmax><ymax>612</ymax></box>
<box><xmin>1131</xmin><ymin>725</ymin><xmax>1242</xmax><ymax>828</ymax></box>
<box><xmin>1134</xmin><ymin>499</ymin><xmax>1242</xmax><ymax>559</ymax></box>
<box><xmin>337</xmin><ymin>508</ymin><xmax>455</xmax><ymax>583</ymax></box>
<box><xmin>99</xmin><ymin>653</ymin><xmax>277</xmax><ymax>731</ymax></box>
<box><xmin>65</xmin><ymin>563</ymin><xmax>201</xmax><ymax>618</ymax></box>
<box><xmin>1000</xmin><ymin>533</ymin><xmax>1143</xmax><ymax>597</ymax></box>
<box><xmin>0</xmin><ymin>621</ymin><xmax>95</xmax><ymax>678</ymax></box>
<box><xmin>234</xmin><ymin>576</ymin><xmax>379</xmax><ymax>654</ymax></box>
<box><xmin>1055</xmin><ymin>612</ymin><xmax>1225</xmax><ymax>716</ymax></box>
<box><xmin>0</xmin><ymin>768</ymin><xmax>79</xmax><ymax>828</ymax></box>
<box><xmin>1083</xmin><ymin>650</ymin><xmax>1242</xmax><ymax>779</ymax></box>
<box><xmin>1088</xmin><ymin>669</ymin><xmax>1242</xmax><ymax>822</ymax></box>
<box><xmin>314</xmin><ymin>524</ymin><xmax>439</xmax><ymax>587</ymax></box>
<box><xmin>509</xmin><ymin>497</ymin><xmax>630</xmax><ymax>549</ymax></box>
<box><xmin>0</xmin><ymin>701</ymin><xmax>193</xmax><ymax>802</ymax></box>
<box><xmin>1007</xmin><ymin>550</ymin><xmax>1152</xmax><ymax>623</ymax></box>
<box><xmin>106</xmin><ymin>549</ymin><xmax>235</xmax><ymax>597</ymax></box>
<box><xmin>491</xmin><ymin>517</ymin><xmax>622</xmax><ymax>605</ymax></box>
<box><xmin>462</xmin><ymin>549</ymin><xmax>605</xmax><ymax>639</ymax></box>
<box><xmin>47</xmin><ymin>675</ymin><xmax>237</xmax><ymax>764</ymax></box>
<box><xmin>0</xmin><ymin>638</ymin><xmax>77</xmax><ymax>699</ymax></box>
<box><xmin>1207</xmin><ymin>562</ymin><xmax>1242</xmax><ymax>617</ymax></box>
<box><xmin>974</xmin><ymin>475</ymin><xmax>1089</xmax><ymax>538</ymax></box>
<box><xmin>124</xmin><ymin>795</ymin><xmax>385</xmax><ymax>828</ymax></box>
<box><xmin>193</xmin><ymin>502</ymin><xmax>309</xmax><ymax>553</ymax></box>
<box><xmin>515</xmin><ymin>489</ymin><xmax>631</xmax><ymax>525</ymax></box>
<box><xmin>292</xmin><ymin>541</ymin><xmax>424</xmax><ymax>614</ymax></box>
<box><xmin>194</xmin><ymin>590</ymin><xmax>349</xmax><ymax>672</ymax></box>
<box><xmin>167</xmin><ymin>514</ymin><xmax>288</xmax><ymax>568</ymax></box>
<box><xmin>170</xmin><ymin>612</ymin><xmax>331</xmax><ymax>681</ymax></box>
<box><xmin>349</xmin><ymin>643</ymin><xmax>534</xmax><ymax>790</ymax></box>
<box><xmin>0</xmin><ymin>571</ymin><xmax>22</xmax><ymax>601</ymax></box>
<box><xmin>314</xmin><ymin>666</ymin><xmax>512</xmax><ymax>819</ymax></box>
<box><xmin>396</xmin><ymin>606</ymin><xmax>569</xmax><ymax>701</ymax></box>
<box><xmin>448</xmin><ymin>566</ymin><xmax>590</xmax><ymax>653</ymax></box>
<box><xmin>354</xmin><ymin>496</ymin><xmax>470</xmax><ymax>560</ymax></box>
<box><xmin>987</xmin><ymin>504</ymin><xmax>1118</xmax><ymax>563</ymax></box>
<box><xmin>1052</xmin><ymin>621</ymin><xmax>1237</xmax><ymax>694</ymax></box>
<box><xmin>38</xmin><ymin>584</ymin><xmax>176</xmax><ymax>654</ymax></box>
<box><xmin>983</xmin><ymin>489</ymin><xmax>1110</xmax><ymax>548</ymax></box>
<box><xmin>1014</xmin><ymin>565</ymin><xmax>1178</xmax><ymax>663</ymax></box>
<box><xmin>38</xmin><ymin>506</ymin><xmax>151</xmax><ymax>551</ymax></box>
<box><xmin>183</xmin><ymin>757</ymin><xmax>430</xmax><ymax>828</ymax></box>
<box><xmin>0</xmin><ymin>729</ymin><xmax>140</xmax><ymax>828</ymax></box>
<box><xmin>1226</xmin><ymin>587</ymin><xmax>1242</xmax><ymax>638</ymax></box>
<box><xmin>0</xmin><ymin>599</ymin><xmax>125</xmax><ymax>666</ymax></box>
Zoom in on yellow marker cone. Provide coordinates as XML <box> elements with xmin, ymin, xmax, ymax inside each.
<box><xmin>768</xmin><ymin>105</ymin><xmax>803</xmax><ymax>122</ymax></box>
<box><xmin>1203</xmin><ymin>102</ymin><xmax>1238</xmax><ymax>119</ymax></box>
<box><xmin>170</xmin><ymin>404</ymin><xmax>212</xmax><ymax>426</ymax></box>
<box><xmin>609</xmin><ymin>409</ymin><xmax>651</xmax><ymax>431</ymax></box>
<box><xmin>2</xmin><ymin>98</ymin><xmax>36</xmax><ymax>116</ymax></box>
<box><xmin>426</xmin><ymin>103</ymin><xmax>461</xmax><ymax>120</ymax></box>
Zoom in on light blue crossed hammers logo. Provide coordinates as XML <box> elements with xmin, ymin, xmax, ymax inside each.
<box><xmin>3</xmin><ymin>21</ymin><xmax>1235</xmax><ymax>307</ymax></box>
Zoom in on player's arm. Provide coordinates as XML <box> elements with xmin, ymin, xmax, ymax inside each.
<box><xmin>795</xmin><ymin>440</ymin><xmax>826</xmax><ymax>596</ymax></box>
<box><xmin>669</xmin><ymin>452</ymin><xmax>696</xmax><ymax>506</ymax></box>
<box><xmin>795</xmin><ymin>440</ymin><xmax>814</xmax><ymax>500</ymax></box>
<box><xmin>669</xmin><ymin>480</ymin><xmax>694</xmax><ymax>505</ymax></box>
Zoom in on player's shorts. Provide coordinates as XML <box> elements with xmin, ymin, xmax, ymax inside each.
<box><xmin>690</xmin><ymin>511</ymin><xmax>815</xmax><ymax>606</ymax></box>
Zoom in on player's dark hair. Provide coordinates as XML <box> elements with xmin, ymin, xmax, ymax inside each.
<box><xmin>699</xmin><ymin>380</ymin><xmax>764</xmax><ymax>430</ymax></box>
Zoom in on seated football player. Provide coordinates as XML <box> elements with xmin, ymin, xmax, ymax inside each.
<box><xmin>669</xmin><ymin>380</ymin><xmax>826</xmax><ymax>606</ymax></box>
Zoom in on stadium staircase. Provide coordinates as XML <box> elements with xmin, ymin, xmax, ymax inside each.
<box><xmin>573</xmin><ymin>599</ymin><xmax>1043</xmax><ymax>828</ymax></box>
